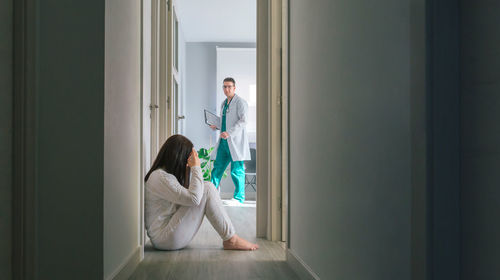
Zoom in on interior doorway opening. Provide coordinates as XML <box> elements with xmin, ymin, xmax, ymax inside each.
<box><xmin>214</xmin><ymin>47</ymin><xmax>257</xmax><ymax>203</ymax></box>
<box><xmin>140</xmin><ymin>0</ymin><xmax>288</xmax><ymax>259</ymax></box>
<box><xmin>141</xmin><ymin>0</ymin><xmax>262</xmax><ymax>249</ymax></box>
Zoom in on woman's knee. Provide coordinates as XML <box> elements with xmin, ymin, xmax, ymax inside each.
<box><xmin>204</xmin><ymin>181</ymin><xmax>217</xmax><ymax>193</ymax></box>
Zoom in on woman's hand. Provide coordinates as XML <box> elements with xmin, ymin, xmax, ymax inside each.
<box><xmin>210</xmin><ymin>125</ymin><xmax>217</xmax><ymax>131</ymax></box>
<box><xmin>187</xmin><ymin>148</ymin><xmax>201</xmax><ymax>167</ymax></box>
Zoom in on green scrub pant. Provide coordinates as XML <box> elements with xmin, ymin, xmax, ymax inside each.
<box><xmin>211</xmin><ymin>140</ymin><xmax>245</xmax><ymax>203</ymax></box>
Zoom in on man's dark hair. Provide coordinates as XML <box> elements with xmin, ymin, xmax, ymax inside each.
<box><xmin>223</xmin><ymin>77</ymin><xmax>236</xmax><ymax>86</ymax></box>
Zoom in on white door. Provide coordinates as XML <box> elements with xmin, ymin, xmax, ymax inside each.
<box><xmin>150</xmin><ymin>0</ymin><xmax>161</xmax><ymax>159</ymax></box>
<box><xmin>167</xmin><ymin>0</ymin><xmax>183</xmax><ymax>135</ymax></box>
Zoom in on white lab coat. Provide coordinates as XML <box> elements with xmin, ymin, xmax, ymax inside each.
<box><xmin>210</xmin><ymin>94</ymin><xmax>251</xmax><ymax>161</ymax></box>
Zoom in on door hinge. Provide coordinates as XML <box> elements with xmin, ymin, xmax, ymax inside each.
<box><xmin>167</xmin><ymin>0</ymin><xmax>170</xmax><ymax>11</ymax></box>
<box><xmin>279</xmin><ymin>196</ymin><xmax>282</xmax><ymax>210</ymax></box>
<box><xmin>149</xmin><ymin>104</ymin><xmax>159</xmax><ymax>119</ymax></box>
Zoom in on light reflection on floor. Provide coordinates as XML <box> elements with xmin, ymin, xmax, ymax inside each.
<box><xmin>221</xmin><ymin>199</ymin><xmax>257</xmax><ymax>207</ymax></box>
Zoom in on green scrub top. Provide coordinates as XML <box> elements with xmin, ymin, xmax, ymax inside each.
<box><xmin>220</xmin><ymin>100</ymin><xmax>229</xmax><ymax>144</ymax></box>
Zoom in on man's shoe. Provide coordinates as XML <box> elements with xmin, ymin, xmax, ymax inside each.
<box><xmin>223</xmin><ymin>198</ymin><xmax>244</xmax><ymax>206</ymax></box>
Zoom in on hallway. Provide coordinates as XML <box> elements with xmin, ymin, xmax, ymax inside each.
<box><xmin>129</xmin><ymin>206</ymin><xmax>298</xmax><ymax>279</ymax></box>
<box><xmin>4</xmin><ymin>0</ymin><xmax>500</xmax><ymax>279</ymax></box>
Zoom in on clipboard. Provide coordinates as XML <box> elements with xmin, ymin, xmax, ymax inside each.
<box><xmin>204</xmin><ymin>109</ymin><xmax>220</xmax><ymax>130</ymax></box>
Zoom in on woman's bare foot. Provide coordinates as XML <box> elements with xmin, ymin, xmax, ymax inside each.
<box><xmin>223</xmin><ymin>234</ymin><xmax>259</xmax><ymax>251</ymax></box>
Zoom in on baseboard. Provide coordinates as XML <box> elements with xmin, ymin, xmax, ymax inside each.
<box><xmin>286</xmin><ymin>249</ymin><xmax>320</xmax><ymax>280</ymax></box>
<box><xmin>106</xmin><ymin>246</ymin><xmax>142</xmax><ymax>280</ymax></box>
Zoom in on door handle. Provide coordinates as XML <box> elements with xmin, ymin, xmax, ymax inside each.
<box><xmin>176</xmin><ymin>115</ymin><xmax>185</xmax><ymax>120</ymax></box>
<box><xmin>149</xmin><ymin>104</ymin><xmax>159</xmax><ymax>110</ymax></box>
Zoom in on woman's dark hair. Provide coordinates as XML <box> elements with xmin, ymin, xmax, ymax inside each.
<box><xmin>144</xmin><ymin>134</ymin><xmax>194</xmax><ymax>187</ymax></box>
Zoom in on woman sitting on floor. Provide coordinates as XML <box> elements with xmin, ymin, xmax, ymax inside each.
<box><xmin>144</xmin><ymin>134</ymin><xmax>259</xmax><ymax>251</ymax></box>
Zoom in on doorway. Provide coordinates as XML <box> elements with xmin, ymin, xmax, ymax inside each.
<box><xmin>141</xmin><ymin>0</ymin><xmax>288</xmax><ymax>257</ymax></box>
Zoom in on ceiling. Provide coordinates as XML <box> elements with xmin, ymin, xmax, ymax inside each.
<box><xmin>174</xmin><ymin>0</ymin><xmax>256</xmax><ymax>43</ymax></box>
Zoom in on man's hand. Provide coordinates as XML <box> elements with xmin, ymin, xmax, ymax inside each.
<box><xmin>220</xmin><ymin>132</ymin><xmax>229</xmax><ymax>139</ymax></box>
<box><xmin>209</xmin><ymin>125</ymin><xmax>217</xmax><ymax>131</ymax></box>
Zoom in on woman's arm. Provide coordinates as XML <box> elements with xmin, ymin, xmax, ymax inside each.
<box><xmin>147</xmin><ymin>148</ymin><xmax>203</xmax><ymax>206</ymax></box>
<box><xmin>150</xmin><ymin>166</ymin><xmax>204</xmax><ymax>206</ymax></box>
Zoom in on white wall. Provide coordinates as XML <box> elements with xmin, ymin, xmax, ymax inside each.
<box><xmin>289</xmin><ymin>0</ymin><xmax>411</xmax><ymax>279</ymax></box>
<box><xmin>216</xmin><ymin>47</ymin><xmax>257</xmax><ymax>143</ymax></box>
<box><xmin>104</xmin><ymin>0</ymin><xmax>141</xmax><ymax>278</ymax></box>
<box><xmin>0</xmin><ymin>0</ymin><xmax>12</xmax><ymax>278</ymax></box>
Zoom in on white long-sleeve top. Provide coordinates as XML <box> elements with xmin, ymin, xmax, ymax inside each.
<box><xmin>145</xmin><ymin>166</ymin><xmax>204</xmax><ymax>241</ymax></box>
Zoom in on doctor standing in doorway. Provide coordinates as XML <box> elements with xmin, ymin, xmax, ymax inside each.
<box><xmin>210</xmin><ymin>77</ymin><xmax>251</xmax><ymax>205</ymax></box>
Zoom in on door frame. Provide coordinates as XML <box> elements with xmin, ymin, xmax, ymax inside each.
<box><xmin>142</xmin><ymin>0</ymin><xmax>291</xmax><ymax>263</ymax></box>
<box><xmin>146</xmin><ymin>0</ymin><xmax>290</xmax><ymax>242</ymax></box>
<box><xmin>256</xmin><ymin>0</ymin><xmax>289</xmax><ymax>241</ymax></box>
<box><xmin>280</xmin><ymin>0</ymin><xmax>289</xmax><ymax>243</ymax></box>
<box><xmin>150</xmin><ymin>0</ymin><xmax>161</xmax><ymax>162</ymax></box>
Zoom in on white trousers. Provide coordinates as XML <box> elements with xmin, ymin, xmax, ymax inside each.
<box><xmin>152</xmin><ymin>182</ymin><xmax>235</xmax><ymax>250</ymax></box>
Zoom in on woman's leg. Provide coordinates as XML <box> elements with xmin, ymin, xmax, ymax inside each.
<box><xmin>152</xmin><ymin>186</ymin><xmax>210</xmax><ymax>250</ymax></box>
<box><xmin>153</xmin><ymin>182</ymin><xmax>234</xmax><ymax>250</ymax></box>
<box><xmin>203</xmin><ymin>181</ymin><xmax>236</xmax><ymax>240</ymax></box>
<box><xmin>203</xmin><ymin>182</ymin><xmax>259</xmax><ymax>250</ymax></box>
<box><xmin>153</xmin><ymin>182</ymin><xmax>257</xmax><ymax>250</ymax></box>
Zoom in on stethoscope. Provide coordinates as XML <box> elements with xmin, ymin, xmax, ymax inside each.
<box><xmin>223</xmin><ymin>95</ymin><xmax>235</xmax><ymax>115</ymax></box>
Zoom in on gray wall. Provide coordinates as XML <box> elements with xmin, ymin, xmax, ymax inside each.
<box><xmin>429</xmin><ymin>0</ymin><xmax>461</xmax><ymax>278</ymax></box>
<box><xmin>185</xmin><ymin>43</ymin><xmax>215</xmax><ymax>149</ymax></box>
<box><xmin>28</xmin><ymin>1</ymin><xmax>142</xmax><ymax>278</ymax></box>
<box><xmin>460</xmin><ymin>1</ymin><xmax>500</xmax><ymax>279</ymax></box>
<box><xmin>289</xmin><ymin>0</ymin><xmax>411</xmax><ymax>279</ymax></box>
<box><xmin>104</xmin><ymin>0</ymin><xmax>141</xmax><ymax>278</ymax></box>
<box><xmin>12</xmin><ymin>0</ymin><xmax>142</xmax><ymax>278</ymax></box>
<box><xmin>0</xmin><ymin>0</ymin><xmax>12</xmax><ymax>278</ymax></box>
<box><xmin>409</xmin><ymin>0</ymin><xmax>428</xmax><ymax>278</ymax></box>
<box><xmin>36</xmin><ymin>0</ymin><xmax>104</xmax><ymax>278</ymax></box>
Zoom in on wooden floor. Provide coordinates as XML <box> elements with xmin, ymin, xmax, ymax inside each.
<box><xmin>129</xmin><ymin>204</ymin><xmax>299</xmax><ymax>280</ymax></box>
